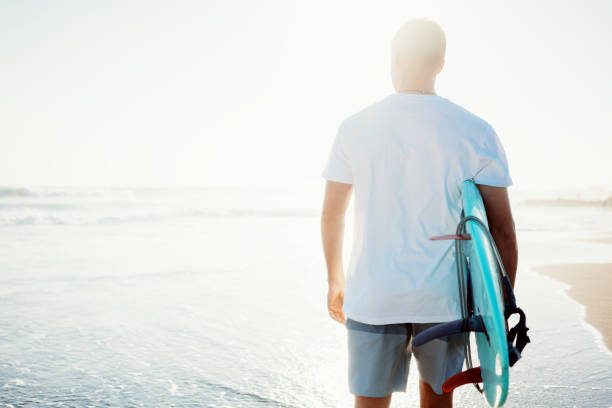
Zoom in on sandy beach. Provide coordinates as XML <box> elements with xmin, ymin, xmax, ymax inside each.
<box><xmin>533</xmin><ymin>263</ymin><xmax>612</xmax><ymax>352</ymax></box>
<box><xmin>579</xmin><ymin>236</ymin><xmax>612</xmax><ymax>245</ymax></box>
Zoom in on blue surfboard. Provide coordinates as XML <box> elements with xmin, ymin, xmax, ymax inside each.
<box><xmin>461</xmin><ymin>179</ymin><xmax>509</xmax><ymax>407</ymax></box>
<box><xmin>412</xmin><ymin>179</ymin><xmax>530</xmax><ymax>407</ymax></box>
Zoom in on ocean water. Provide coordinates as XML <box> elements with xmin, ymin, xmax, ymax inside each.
<box><xmin>1</xmin><ymin>185</ymin><xmax>611</xmax><ymax>407</ymax></box>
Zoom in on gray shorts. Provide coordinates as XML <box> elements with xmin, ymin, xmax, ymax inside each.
<box><xmin>346</xmin><ymin>318</ymin><xmax>465</xmax><ymax>397</ymax></box>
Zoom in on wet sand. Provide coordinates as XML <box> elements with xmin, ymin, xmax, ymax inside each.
<box><xmin>579</xmin><ymin>237</ymin><xmax>612</xmax><ymax>244</ymax></box>
<box><xmin>533</xmin><ymin>263</ymin><xmax>612</xmax><ymax>352</ymax></box>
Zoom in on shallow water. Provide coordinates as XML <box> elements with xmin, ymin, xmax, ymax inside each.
<box><xmin>0</xmin><ymin>186</ymin><xmax>611</xmax><ymax>407</ymax></box>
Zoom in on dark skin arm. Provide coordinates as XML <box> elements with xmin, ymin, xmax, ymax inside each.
<box><xmin>476</xmin><ymin>185</ymin><xmax>518</xmax><ymax>288</ymax></box>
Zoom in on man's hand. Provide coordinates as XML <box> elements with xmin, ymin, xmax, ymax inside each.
<box><xmin>327</xmin><ymin>282</ymin><xmax>346</xmax><ymax>325</ymax></box>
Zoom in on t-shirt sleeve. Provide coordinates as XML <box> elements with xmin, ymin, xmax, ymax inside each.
<box><xmin>473</xmin><ymin>126</ymin><xmax>513</xmax><ymax>187</ymax></box>
<box><xmin>321</xmin><ymin>124</ymin><xmax>354</xmax><ymax>184</ymax></box>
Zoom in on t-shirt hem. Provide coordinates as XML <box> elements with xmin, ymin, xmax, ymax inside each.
<box><xmin>321</xmin><ymin>171</ymin><xmax>353</xmax><ymax>184</ymax></box>
<box><xmin>345</xmin><ymin>312</ymin><xmax>462</xmax><ymax>325</ymax></box>
<box><xmin>473</xmin><ymin>178</ymin><xmax>513</xmax><ymax>188</ymax></box>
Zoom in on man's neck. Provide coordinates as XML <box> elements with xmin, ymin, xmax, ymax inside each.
<box><xmin>394</xmin><ymin>78</ymin><xmax>437</xmax><ymax>95</ymax></box>
<box><xmin>398</xmin><ymin>88</ymin><xmax>436</xmax><ymax>95</ymax></box>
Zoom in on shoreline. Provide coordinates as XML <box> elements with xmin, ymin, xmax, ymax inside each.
<box><xmin>532</xmin><ymin>263</ymin><xmax>612</xmax><ymax>353</ymax></box>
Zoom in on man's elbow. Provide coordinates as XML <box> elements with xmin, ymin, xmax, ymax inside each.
<box><xmin>321</xmin><ymin>211</ymin><xmax>345</xmax><ymax>226</ymax></box>
<box><xmin>321</xmin><ymin>206</ymin><xmax>349</xmax><ymax>228</ymax></box>
<box><xmin>490</xmin><ymin>218</ymin><xmax>517</xmax><ymax>241</ymax></box>
<box><xmin>491</xmin><ymin>223</ymin><xmax>517</xmax><ymax>250</ymax></box>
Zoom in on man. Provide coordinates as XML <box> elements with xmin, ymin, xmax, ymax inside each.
<box><xmin>320</xmin><ymin>18</ymin><xmax>518</xmax><ymax>408</ymax></box>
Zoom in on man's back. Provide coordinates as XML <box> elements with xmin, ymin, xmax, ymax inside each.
<box><xmin>321</xmin><ymin>92</ymin><xmax>513</xmax><ymax>325</ymax></box>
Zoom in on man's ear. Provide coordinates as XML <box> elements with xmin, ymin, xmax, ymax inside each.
<box><xmin>437</xmin><ymin>59</ymin><xmax>445</xmax><ymax>75</ymax></box>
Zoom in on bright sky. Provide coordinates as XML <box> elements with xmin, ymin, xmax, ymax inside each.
<box><xmin>2</xmin><ymin>0</ymin><xmax>611</xmax><ymax>191</ymax></box>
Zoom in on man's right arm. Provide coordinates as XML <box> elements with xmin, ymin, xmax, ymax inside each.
<box><xmin>476</xmin><ymin>185</ymin><xmax>518</xmax><ymax>288</ymax></box>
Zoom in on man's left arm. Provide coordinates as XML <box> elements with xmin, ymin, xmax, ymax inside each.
<box><xmin>321</xmin><ymin>180</ymin><xmax>353</xmax><ymax>325</ymax></box>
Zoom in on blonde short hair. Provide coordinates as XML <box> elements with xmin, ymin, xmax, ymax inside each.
<box><xmin>391</xmin><ymin>18</ymin><xmax>446</xmax><ymax>75</ymax></box>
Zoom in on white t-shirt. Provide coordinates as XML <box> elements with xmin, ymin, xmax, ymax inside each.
<box><xmin>321</xmin><ymin>92</ymin><xmax>513</xmax><ymax>324</ymax></box>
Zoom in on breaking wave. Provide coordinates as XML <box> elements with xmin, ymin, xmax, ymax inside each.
<box><xmin>0</xmin><ymin>208</ymin><xmax>319</xmax><ymax>227</ymax></box>
<box><xmin>0</xmin><ymin>186</ymin><xmax>108</xmax><ymax>198</ymax></box>
<box><xmin>0</xmin><ymin>186</ymin><xmax>321</xmax><ymax>226</ymax></box>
